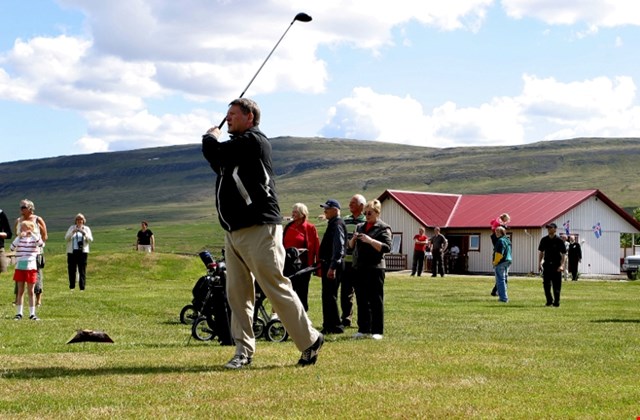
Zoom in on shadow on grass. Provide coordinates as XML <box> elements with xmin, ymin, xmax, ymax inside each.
<box><xmin>591</xmin><ymin>319</ymin><xmax>640</xmax><ymax>323</ymax></box>
<box><xmin>1</xmin><ymin>362</ymin><xmax>292</xmax><ymax>379</ymax></box>
<box><xmin>161</xmin><ymin>319</ymin><xmax>184</xmax><ymax>325</ymax></box>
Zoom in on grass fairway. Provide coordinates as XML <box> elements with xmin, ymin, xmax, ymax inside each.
<box><xmin>1</xmin><ymin>252</ymin><xmax>639</xmax><ymax>419</ymax></box>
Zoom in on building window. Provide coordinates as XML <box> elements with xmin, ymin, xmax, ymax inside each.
<box><xmin>391</xmin><ymin>233</ymin><xmax>402</xmax><ymax>253</ymax></box>
<box><xmin>469</xmin><ymin>234</ymin><xmax>480</xmax><ymax>251</ymax></box>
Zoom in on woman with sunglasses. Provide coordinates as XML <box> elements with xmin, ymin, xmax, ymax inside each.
<box><xmin>347</xmin><ymin>199</ymin><xmax>392</xmax><ymax>340</ymax></box>
<box><xmin>14</xmin><ymin>199</ymin><xmax>48</xmax><ymax>306</ymax></box>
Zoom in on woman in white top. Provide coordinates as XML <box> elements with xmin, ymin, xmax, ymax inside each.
<box><xmin>64</xmin><ymin>213</ymin><xmax>94</xmax><ymax>290</ymax></box>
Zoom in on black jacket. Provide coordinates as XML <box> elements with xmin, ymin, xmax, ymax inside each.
<box><xmin>319</xmin><ymin>216</ymin><xmax>346</xmax><ymax>271</ymax></box>
<box><xmin>202</xmin><ymin>126</ymin><xmax>282</xmax><ymax>232</ymax></box>
<box><xmin>568</xmin><ymin>242</ymin><xmax>582</xmax><ymax>260</ymax></box>
<box><xmin>0</xmin><ymin>209</ymin><xmax>12</xmax><ymax>248</ymax></box>
<box><xmin>353</xmin><ymin>220</ymin><xmax>392</xmax><ymax>269</ymax></box>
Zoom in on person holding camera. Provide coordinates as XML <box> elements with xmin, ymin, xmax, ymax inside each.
<box><xmin>348</xmin><ymin>199</ymin><xmax>393</xmax><ymax>340</ymax></box>
<box><xmin>65</xmin><ymin>213</ymin><xmax>93</xmax><ymax>290</ymax></box>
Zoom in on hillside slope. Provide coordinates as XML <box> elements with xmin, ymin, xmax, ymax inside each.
<box><xmin>1</xmin><ymin>137</ymin><xmax>639</xmax><ymax>230</ymax></box>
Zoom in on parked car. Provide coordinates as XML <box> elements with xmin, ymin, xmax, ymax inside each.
<box><xmin>621</xmin><ymin>255</ymin><xmax>640</xmax><ymax>280</ymax></box>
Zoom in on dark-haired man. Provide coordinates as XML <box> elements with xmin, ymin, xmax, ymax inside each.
<box><xmin>538</xmin><ymin>223</ymin><xmax>567</xmax><ymax>307</ymax></box>
<box><xmin>0</xmin><ymin>208</ymin><xmax>13</xmax><ymax>277</ymax></box>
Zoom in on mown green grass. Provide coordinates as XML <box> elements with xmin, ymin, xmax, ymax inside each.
<box><xmin>1</xmin><ymin>247</ymin><xmax>639</xmax><ymax>419</ymax></box>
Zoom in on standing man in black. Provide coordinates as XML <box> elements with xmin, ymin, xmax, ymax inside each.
<box><xmin>567</xmin><ymin>235</ymin><xmax>582</xmax><ymax>281</ymax></box>
<box><xmin>538</xmin><ymin>223</ymin><xmax>567</xmax><ymax>307</ymax></box>
<box><xmin>318</xmin><ymin>199</ymin><xmax>346</xmax><ymax>334</ymax></box>
<box><xmin>340</xmin><ymin>194</ymin><xmax>365</xmax><ymax>327</ymax></box>
<box><xmin>0</xmin><ymin>208</ymin><xmax>13</xmax><ymax>277</ymax></box>
<box><xmin>430</xmin><ymin>227</ymin><xmax>448</xmax><ymax>277</ymax></box>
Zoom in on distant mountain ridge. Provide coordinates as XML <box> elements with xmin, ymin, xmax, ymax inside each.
<box><xmin>1</xmin><ymin>137</ymin><xmax>639</xmax><ymax>231</ymax></box>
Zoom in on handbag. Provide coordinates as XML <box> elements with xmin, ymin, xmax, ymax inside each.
<box><xmin>36</xmin><ymin>253</ymin><xmax>45</xmax><ymax>269</ymax></box>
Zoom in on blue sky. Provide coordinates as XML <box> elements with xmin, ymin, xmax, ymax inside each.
<box><xmin>1</xmin><ymin>0</ymin><xmax>640</xmax><ymax>163</ymax></box>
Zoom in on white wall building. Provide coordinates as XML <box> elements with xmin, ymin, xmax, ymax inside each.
<box><xmin>378</xmin><ymin>189</ymin><xmax>640</xmax><ymax>275</ymax></box>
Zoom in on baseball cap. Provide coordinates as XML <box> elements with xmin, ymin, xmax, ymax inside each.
<box><xmin>320</xmin><ymin>199</ymin><xmax>341</xmax><ymax>210</ymax></box>
<box><xmin>545</xmin><ymin>223</ymin><xmax>557</xmax><ymax>228</ymax></box>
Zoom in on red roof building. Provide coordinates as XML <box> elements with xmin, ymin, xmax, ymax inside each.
<box><xmin>378</xmin><ymin>189</ymin><xmax>640</xmax><ymax>276</ymax></box>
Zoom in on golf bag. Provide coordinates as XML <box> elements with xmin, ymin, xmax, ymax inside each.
<box><xmin>186</xmin><ymin>251</ymin><xmax>234</xmax><ymax>345</ymax></box>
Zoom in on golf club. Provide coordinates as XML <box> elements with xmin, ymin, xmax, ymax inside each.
<box><xmin>218</xmin><ymin>12</ymin><xmax>312</xmax><ymax>128</ymax></box>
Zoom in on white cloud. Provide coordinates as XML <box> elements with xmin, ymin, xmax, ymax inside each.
<box><xmin>74</xmin><ymin>136</ymin><xmax>110</xmax><ymax>154</ymax></box>
<box><xmin>2</xmin><ymin>0</ymin><xmax>640</xmax><ymax>159</ymax></box>
<box><xmin>321</xmin><ymin>74</ymin><xmax>640</xmax><ymax>147</ymax></box>
<box><xmin>502</xmin><ymin>0</ymin><xmax>640</xmax><ymax>27</ymax></box>
<box><xmin>76</xmin><ymin>109</ymin><xmax>214</xmax><ymax>152</ymax></box>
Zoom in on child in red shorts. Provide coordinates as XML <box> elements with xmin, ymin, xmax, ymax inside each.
<box><xmin>10</xmin><ymin>220</ymin><xmax>44</xmax><ymax>320</ymax></box>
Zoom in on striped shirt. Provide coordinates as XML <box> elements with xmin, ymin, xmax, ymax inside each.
<box><xmin>10</xmin><ymin>234</ymin><xmax>44</xmax><ymax>270</ymax></box>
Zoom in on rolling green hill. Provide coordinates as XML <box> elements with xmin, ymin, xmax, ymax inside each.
<box><xmin>1</xmin><ymin>136</ymin><xmax>639</xmax><ymax>233</ymax></box>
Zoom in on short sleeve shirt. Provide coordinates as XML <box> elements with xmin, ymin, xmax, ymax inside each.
<box><xmin>538</xmin><ymin>235</ymin><xmax>566</xmax><ymax>267</ymax></box>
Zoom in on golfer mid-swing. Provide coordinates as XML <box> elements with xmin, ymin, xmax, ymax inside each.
<box><xmin>202</xmin><ymin>98</ymin><xmax>324</xmax><ymax>369</ymax></box>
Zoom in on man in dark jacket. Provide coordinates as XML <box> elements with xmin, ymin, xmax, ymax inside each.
<box><xmin>538</xmin><ymin>223</ymin><xmax>567</xmax><ymax>307</ymax></box>
<box><xmin>0</xmin><ymin>209</ymin><xmax>13</xmax><ymax>276</ymax></box>
<box><xmin>202</xmin><ymin>98</ymin><xmax>323</xmax><ymax>369</ymax></box>
<box><xmin>567</xmin><ymin>235</ymin><xmax>582</xmax><ymax>281</ymax></box>
<box><xmin>430</xmin><ymin>227</ymin><xmax>448</xmax><ymax>277</ymax></box>
<box><xmin>318</xmin><ymin>199</ymin><xmax>346</xmax><ymax>334</ymax></box>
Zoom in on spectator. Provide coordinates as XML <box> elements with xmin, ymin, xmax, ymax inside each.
<box><xmin>201</xmin><ymin>98</ymin><xmax>323</xmax><ymax>369</ymax></box>
<box><xmin>568</xmin><ymin>235</ymin><xmax>582</xmax><ymax>281</ymax></box>
<box><xmin>490</xmin><ymin>213</ymin><xmax>511</xmax><ymax>245</ymax></box>
<box><xmin>318</xmin><ymin>199</ymin><xmax>346</xmax><ymax>334</ymax></box>
<box><xmin>490</xmin><ymin>213</ymin><xmax>510</xmax><ymax>296</ymax></box>
<box><xmin>340</xmin><ymin>194</ymin><xmax>366</xmax><ymax>327</ymax></box>
<box><xmin>136</xmin><ymin>221</ymin><xmax>155</xmax><ymax>252</ymax></box>
<box><xmin>560</xmin><ymin>234</ymin><xmax>570</xmax><ymax>280</ymax></box>
<box><xmin>348</xmin><ymin>199</ymin><xmax>392</xmax><ymax>340</ymax></box>
<box><xmin>492</xmin><ymin>226</ymin><xmax>512</xmax><ymax>303</ymax></box>
<box><xmin>538</xmin><ymin>223</ymin><xmax>567</xmax><ymax>307</ymax></box>
<box><xmin>410</xmin><ymin>227</ymin><xmax>429</xmax><ymax>277</ymax></box>
<box><xmin>430</xmin><ymin>227</ymin><xmax>448</xmax><ymax>277</ymax></box>
<box><xmin>11</xmin><ymin>220</ymin><xmax>44</xmax><ymax>320</ymax></box>
<box><xmin>0</xmin><ymin>208</ymin><xmax>12</xmax><ymax>277</ymax></box>
<box><xmin>282</xmin><ymin>203</ymin><xmax>320</xmax><ymax>311</ymax></box>
<box><xmin>15</xmin><ymin>199</ymin><xmax>47</xmax><ymax>307</ymax></box>
<box><xmin>448</xmin><ymin>244</ymin><xmax>460</xmax><ymax>273</ymax></box>
<box><xmin>64</xmin><ymin>213</ymin><xmax>94</xmax><ymax>290</ymax></box>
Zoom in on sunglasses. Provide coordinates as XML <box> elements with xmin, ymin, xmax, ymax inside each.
<box><xmin>365</xmin><ymin>211</ymin><xmax>376</xmax><ymax>216</ymax></box>
<box><xmin>20</xmin><ymin>206</ymin><xmax>28</xmax><ymax>210</ymax></box>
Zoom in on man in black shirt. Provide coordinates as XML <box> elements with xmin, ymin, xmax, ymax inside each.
<box><xmin>538</xmin><ymin>223</ymin><xmax>567</xmax><ymax>307</ymax></box>
<box><xmin>0</xmin><ymin>209</ymin><xmax>13</xmax><ymax>276</ymax></box>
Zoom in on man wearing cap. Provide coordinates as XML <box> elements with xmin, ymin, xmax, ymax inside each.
<box><xmin>318</xmin><ymin>199</ymin><xmax>347</xmax><ymax>334</ymax></box>
<box><xmin>537</xmin><ymin>223</ymin><xmax>567</xmax><ymax>307</ymax></box>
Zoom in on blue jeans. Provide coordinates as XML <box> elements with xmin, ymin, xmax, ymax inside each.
<box><xmin>494</xmin><ymin>261</ymin><xmax>511</xmax><ymax>302</ymax></box>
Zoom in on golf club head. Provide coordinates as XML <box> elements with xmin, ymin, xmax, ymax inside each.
<box><xmin>294</xmin><ymin>12</ymin><xmax>312</xmax><ymax>23</ymax></box>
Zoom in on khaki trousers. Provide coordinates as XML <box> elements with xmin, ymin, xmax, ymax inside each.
<box><xmin>224</xmin><ymin>224</ymin><xmax>319</xmax><ymax>357</ymax></box>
